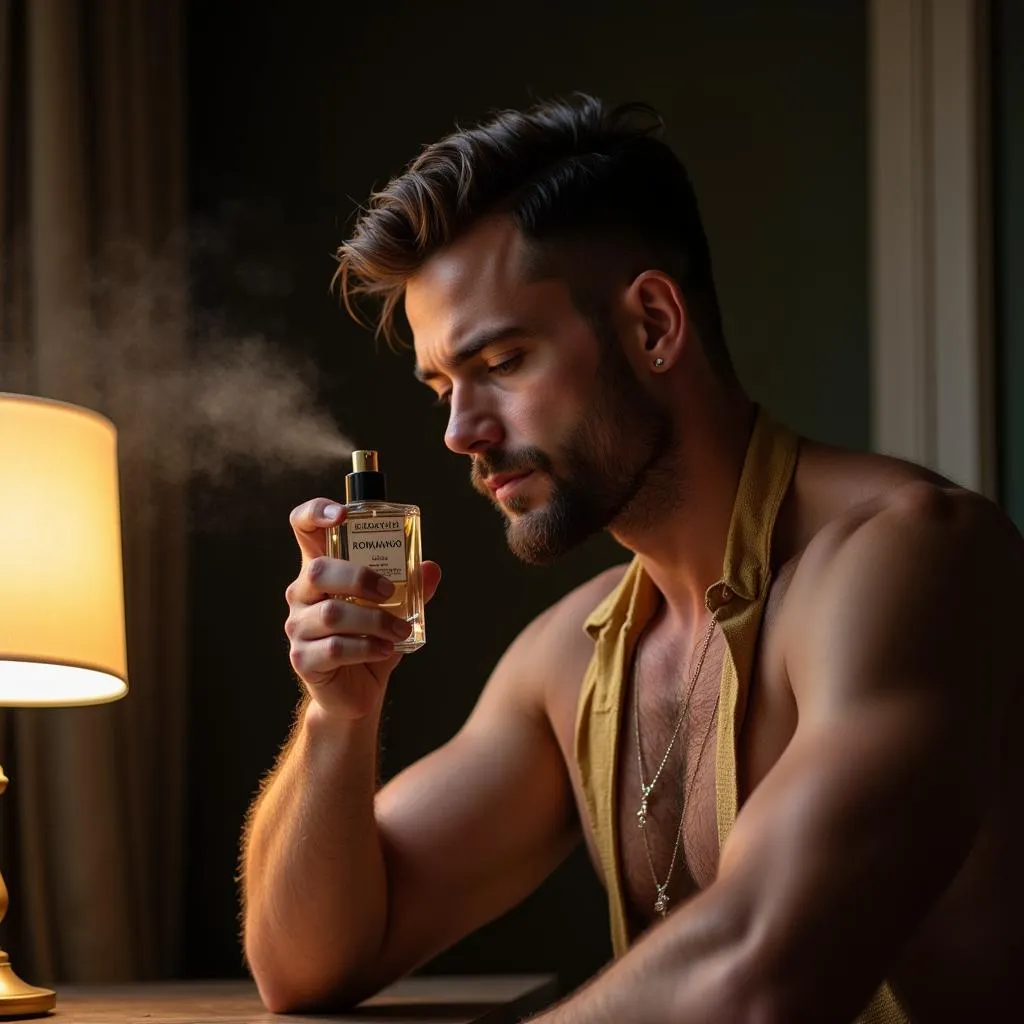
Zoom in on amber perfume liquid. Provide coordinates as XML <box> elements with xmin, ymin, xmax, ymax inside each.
<box><xmin>326</xmin><ymin>450</ymin><xmax>424</xmax><ymax>652</ymax></box>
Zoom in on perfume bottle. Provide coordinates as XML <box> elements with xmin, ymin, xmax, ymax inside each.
<box><xmin>326</xmin><ymin>450</ymin><xmax>424</xmax><ymax>652</ymax></box>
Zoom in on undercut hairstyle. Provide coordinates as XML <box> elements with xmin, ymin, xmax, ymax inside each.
<box><xmin>334</xmin><ymin>93</ymin><xmax>734</xmax><ymax>379</ymax></box>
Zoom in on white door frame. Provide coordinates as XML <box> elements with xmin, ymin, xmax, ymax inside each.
<box><xmin>869</xmin><ymin>0</ymin><xmax>995</xmax><ymax>496</ymax></box>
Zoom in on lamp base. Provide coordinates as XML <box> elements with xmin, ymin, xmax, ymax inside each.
<box><xmin>0</xmin><ymin>952</ymin><xmax>54</xmax><ymax>1017</ymax></box>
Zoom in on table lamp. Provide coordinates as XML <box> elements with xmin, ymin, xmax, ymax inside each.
<box><xmin>0</xmin><ymin>393</ymin><xmax>128</xmax><ymax>1016</ymax></box>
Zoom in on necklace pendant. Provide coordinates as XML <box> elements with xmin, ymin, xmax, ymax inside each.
<box><xmin>636</xmin><ymin>798</ymin><xmax>648</xmax><ymax>829</ymax></box>
<box><xmin>654</xmin><ymin>888</ymin><xmax>669</xmax><ymax>916</ymax></box>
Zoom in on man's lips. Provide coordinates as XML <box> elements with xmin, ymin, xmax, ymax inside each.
<box><xmin>485</xmin><ymin>470</ymin><xmax>533</xmax><ymax>499</ymax></box>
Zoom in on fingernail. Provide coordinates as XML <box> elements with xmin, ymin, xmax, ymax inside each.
<box><xmin>391</xmin><ymin>617</ymin><xmax>411</xmax><ymax>638</ymax></box>
<box><xmin>376</xmin><ymin>576</ymin><xmax>395</xmax><ymax>597</ymax></box>
<box><xmin>323</xmin><ymin>503</ymin><xmax>342</xmax><ymax>520</ymax></box>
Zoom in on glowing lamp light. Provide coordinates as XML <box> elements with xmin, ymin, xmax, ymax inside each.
<box><xmin>0</xmin><ymin>392</ymin><xmax>129</xmax><ymax>1015</ymax></box>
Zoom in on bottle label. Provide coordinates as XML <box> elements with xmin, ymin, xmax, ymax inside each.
<box><xmin>346</xmin><ymin>517</ymin><xmax>408</xmax><ymax>582</ymax></box>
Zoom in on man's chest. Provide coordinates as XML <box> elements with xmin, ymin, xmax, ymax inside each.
<box><xmin>546</xmin><ymin>578</ymin><xmax>800</xmax><ymax>940</ymax></box>
<box><xmin>616</xmin><ymin>610</ymin><xmax>797</xmax><ymax>935</ymax></box>
<box><xmin>616</xmin><ymin>630</ymin><xmax>727</xmax><ymax>930</ymax></box>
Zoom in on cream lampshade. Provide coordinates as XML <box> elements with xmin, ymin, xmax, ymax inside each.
<box><xmin>0</xmin><ymin>392</ymin><xmax>130</xmax><ymax>1015</ymax></box>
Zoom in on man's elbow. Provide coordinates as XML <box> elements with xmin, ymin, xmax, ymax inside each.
<box><xmin>246</xmin><ymin>931</ymin><xmax>369</xmax><ymax>1015</ymax></box>
<box><xmin>247</xmin><ymin>945</ymin><xmax>320</xmax><ymax>1015</ymax></box>
<box><xmin>253</xmin><ymin>977</ymin><xmax>310</xmax><ymax>1018</ymax></box>
<box><xmin>250</xmin><ymin>961</ymin><xmax>360</xmax><ymax>1016</ymax></box>
<box><xmin>255</xmin><ymin>981</ymin><xmax>341</xmax><ymax>1017</ymax></box>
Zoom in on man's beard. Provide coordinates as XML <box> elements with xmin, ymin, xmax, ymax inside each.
<box><xmin>470</xmin><ymin>341</ymin><xmax>674</xmax><ymax>565</ymax></box>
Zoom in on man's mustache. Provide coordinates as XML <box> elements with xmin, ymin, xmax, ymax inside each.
<box><xmin>470</xmin><ymin>447</ymin><xmax>551</xmax><ymax>494</ymax></box>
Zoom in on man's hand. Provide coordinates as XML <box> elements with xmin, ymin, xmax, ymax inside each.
<box><xmin>284</xmin><ymin>497</ymin><xmax>441</xmax><ymax>720</ymax></box>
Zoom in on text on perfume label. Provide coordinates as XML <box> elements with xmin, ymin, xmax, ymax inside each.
<box><xmin>351</xmin><ymin>519</ymin><xmax>404</xmax><ymax>532</ymax></box>
<box><xmin>344</xmin><ymin>520</ymin><xmax>408</xmax><ymax>582</ymax></box>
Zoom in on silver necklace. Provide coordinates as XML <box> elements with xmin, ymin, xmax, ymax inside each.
<box><xmin>633</xmin><ymin>609</ymin><xmax>720</xmax><ymax>917</ymax></box>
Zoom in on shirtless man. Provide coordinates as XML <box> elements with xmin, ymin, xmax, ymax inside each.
<box><xmin>240</xmin><ymin>96</ymin><xmax>1024</xmax><ymax>1022</ymax></box>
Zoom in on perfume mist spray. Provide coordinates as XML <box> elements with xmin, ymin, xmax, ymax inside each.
<box><xmin>326</xmin><ymin>450</ymin><xmax>424</xmax><ymax>652</ymax></box>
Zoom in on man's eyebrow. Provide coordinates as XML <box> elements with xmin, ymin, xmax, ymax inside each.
<box><xmin>413</xmin><ymin>324</ymin><xmax>528</xmax><ymax>383</ymax></box>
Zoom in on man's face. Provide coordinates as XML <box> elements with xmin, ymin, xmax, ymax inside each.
<box><xmin>406</xmin><ymin>217</ymin><xmax>672</xmax><ymax>564</ymax></box>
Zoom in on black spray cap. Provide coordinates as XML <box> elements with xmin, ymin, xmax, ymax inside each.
<box><xmin>345</xmin><ymin>449</ymin><xmax>388</xmax><ymax>502</ymax></box>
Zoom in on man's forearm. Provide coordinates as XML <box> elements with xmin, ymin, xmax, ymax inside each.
<box><xmin>242</xmin><ymin>699</ymin><xmax>388</xmax><ymax>1012</ymax></box>
<box><xmin>531</xmin><ymin>884</ymin><xmax>772</xmax><ymax>1024</ymax></box>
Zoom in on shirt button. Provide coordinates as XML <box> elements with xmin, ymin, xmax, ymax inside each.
<box><xmin>706</xmin><ymin>583</ymin><xmax>733</xmax><ymax>611</ymax></box>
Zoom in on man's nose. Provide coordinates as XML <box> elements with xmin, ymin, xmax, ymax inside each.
<box><xmin>444</xmin><ymin>386</ymin><xmax>503</xmax><ymax>455</ymax></box>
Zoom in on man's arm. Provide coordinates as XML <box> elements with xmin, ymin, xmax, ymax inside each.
<box><xmin>242</xmin><ymin>560</ymin><xmax>616</xmax><ymax>1013</ymax></box>
<box><xmin>532</xmin><ymin>483</ymin><xmax>1021</xmax><ymax>1024</ymax></box>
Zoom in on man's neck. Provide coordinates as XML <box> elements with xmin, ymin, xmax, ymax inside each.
<box><xmin>610</xmin><ymin>391</ymin><xmax>757</xmax><ymax>632</ymax></box>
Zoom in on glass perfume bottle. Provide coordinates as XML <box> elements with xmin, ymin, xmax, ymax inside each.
<box><xmin>326</xmin><ymin>450</ymin><xmax>424</xmax><ymax>652</ymax></box>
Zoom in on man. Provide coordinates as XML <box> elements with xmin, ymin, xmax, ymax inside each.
<box><xmin>240</xmin><ymin>95</ymin><xmax>1024</xmax><ymax>1022</ymax></box>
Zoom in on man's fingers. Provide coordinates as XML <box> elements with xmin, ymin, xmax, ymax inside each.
<box><xmin>287</xmin><ymin>556</ymin><xmax>396</xmax><ymax>606</ymax></box>
<box><xmin>422</xmin><ymin>560</ymin><xmax>442</xmax><ymax>604</ymax></box>
<box><xmin>288</xmin><ymin>599</ymin><xmax>413</xmax><ymax>645</ymax></box>
<box><xmin>289</xmin><ymin>634</ymin><xmax>396</xmax><ymax>680</ymax></box>
<box><xmin>289</xmin><ymin>498</ymin><xmax>346</xmax><ymax>533</ymax></box>
<box><xmin>289</xmin><ymin>498</ymin><xmax>346</xmax><ymax>561</ymax></box>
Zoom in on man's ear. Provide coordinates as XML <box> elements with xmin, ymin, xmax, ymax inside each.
<box><xmin>622</xmin><ymin>270</ymin><xmax>688</xmax><ymax>374</ymax></box>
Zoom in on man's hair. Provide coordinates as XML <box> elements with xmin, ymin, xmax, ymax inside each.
<box><xmin>334</xmin><ymin>93</ymin><xmax>732</xmax><ymax>378</ymax></box>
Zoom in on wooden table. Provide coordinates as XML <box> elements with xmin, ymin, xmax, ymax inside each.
<box><xmin>47</xmin><ymin>976</ymin><xmax>558</xmax><ymax>1023</ymax></box>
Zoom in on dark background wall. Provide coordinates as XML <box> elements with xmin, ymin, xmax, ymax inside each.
<box><xmin>183</xmin><ymin>0</ymin><xmax>868</xmax><ymax>984</ymax></box>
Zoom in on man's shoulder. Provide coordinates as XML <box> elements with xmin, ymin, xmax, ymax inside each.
<box><xmin>787</xmin><ymin>437</ymin><xmax>1022</xmax><ymax>597</ymax></box>
<box><xmin>781</xmin><ymin>479</ymin><xmax>1023</xmax><ymax>701</ymax></box>
<box><xmin>797</xmin><ymin>479</ymin><xmax>1018</xmax><ymax>582</ymax></box>
<box><xmin>521</xmin><ymin>562</ymin><xmax>631</xmax><ymax>648</ymax></box>
<box><xmin>553</xmin><ymin>562</ymin><xmax>632</xmax><ymax>621</ymax></box>
<box><xmin>494</xmin><ymin>563</ymin><xmax>631</xmax><ymax>691</ymax></box>
<box><xmin>477</xmin><ymin>564</ymin><xmax>631</xmax><ymax>727</ymax></box>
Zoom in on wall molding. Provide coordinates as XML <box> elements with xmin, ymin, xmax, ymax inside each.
<box><xmin>869</xmin><ymin>0</ymin><xmax>995</xmax><ymax>495</ymax></box>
